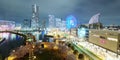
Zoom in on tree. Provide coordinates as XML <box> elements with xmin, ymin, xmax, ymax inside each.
<box><xmin>78</xmin><ymin>54</ymin><xmax>84</xmax><ymax>60</ymax></box>
<box><xmin>68</xmin><ymin>44</ymin><xmax>71</xmax><ymax>47</ymax></box>
<box><xmin>73</xmin><ymin>50</ymin><xmax>78</xmax><ymax>55</ymax></box>
<box><xmin>71</xmin><ymin>46</ymin><xmax>75</xmax><ymax>50</ymax></box>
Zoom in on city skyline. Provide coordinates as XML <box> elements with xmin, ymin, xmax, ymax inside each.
<box><xmin>0</xmin><ymin>0</ymin><xmax>120</xmax><ymax>25</ymax></box>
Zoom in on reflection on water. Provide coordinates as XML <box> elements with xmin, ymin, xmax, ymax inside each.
<box><xmin>0</xmin><ymin>33</ymin><xmax>25</xmax><ymax>59</ymax></box>
<box><xmin>0</xmin><ymin>33</ymin><xmax>22</xmax><ymax>40</ymax></box>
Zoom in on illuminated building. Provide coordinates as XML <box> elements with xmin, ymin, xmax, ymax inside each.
<box><xmin>31</xmin><ymin>4</ymin><xmax>39</xmax><ymax>29</ymax></box>
<box><xmin>48</xmin><ymin>15</ymin><xmax>66</xmax><ymax>30</ymax></box>
<box><xmin>15</xmin><ymin>23</ymin><xmax>22</xmax><ymax>30</ymax></box>
<box><xmin>55</xmin><ymin>18</ymin><xmax>66</xmax><ymax>30</ymax></box>
<box><xmin>22</xmin><ymin>19</ymin><xmax>31</xmax><ymax>30</ymax></box>
<box><xmin>0</xmin><ymin>20</ymin><xmax>15</xmax><ymax>39</ymax></box>
<box><xmin>89</xmin><ymin>29</ymin><xmax>120</xmax><ymax>58</ymax></box>
<box><xmin>61</xmin><ymin>20</ymin><xmax>66</xmax><ymax>30</ymax></box>
<box><xmin>80</xmin><ymin>30</ymin><xmax>120</xmax><ymax>60</ymax></box>
<box><xmin>48</xmin><ymin>15</ymin><xmax>55</xmax><ymax>28</ymax></box>
<box><xmin>66</xmin><ymin>15</ymin><xmax>77</xmax><ymax>29</ymax></box>
<box><xmin>89</xmin><ymin>13</ymin><xmax>100</xmax><ymax>24</ymax></box>
<box><xmin>78</xmin><ymin>28</ymin><xmax>86</xmax><ymax>38</ymax></box>
<box><xmin>55</xmin><ymin>18</ymin><xmax>61</xmax><ymax>28</ymax></box>
<box><xmin>88</xmin><ymin>13</ymin><xmax>103</xmax><ymax>29</ymax></box>
<box><xmin>104</xmin><ymin>25</ymin><xmax>120</xmax><ymax>31</ymax></box>
<box><xmin>77</xmin><ymin>25</ymin><xmax>89</xmax><ymax>38</ymax></box>
<box><xmin>0</xmin><ymin>20</ymin><xmax>15</xmax><ymax>31</ymax></box>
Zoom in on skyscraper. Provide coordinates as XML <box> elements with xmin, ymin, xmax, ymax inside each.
<box><xmin>48</xmin><ymin>15</ymin><xmax>55</xmax><ymax>28</ymax></box>
<box><xmin>55</xmin><ymin>18</ymin><xmax>66</xmax><ymax>30</ymax></box>
<box><xmin>61</xmin><ymin>20</ymin><xmax>66</xmax><ymax>30</ymax></box>
<box><xmin>23</xmin><ymin>19</ymin><xmax>31</xmax><ymax>29</ymax></box>
<box><xmin>31</xmin><ymin>4</ymin><xmax>39</xmax><ymax>29</ymax></box>
<box><xmin>55</xmin><ymin>18</ymin><xmax>61</xmax><ymax>28</ymax></box>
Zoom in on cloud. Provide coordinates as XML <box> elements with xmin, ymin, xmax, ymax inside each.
<box><xmin>0</xmin><ymin>0</ymin><xmax>120</xmax><ymax>25</ymax></box>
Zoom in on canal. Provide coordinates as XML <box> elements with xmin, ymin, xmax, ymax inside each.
<box><xmin>0</xmin><ymin>32</ymin><xmax>26</xmax><ymax>59</ymax></box>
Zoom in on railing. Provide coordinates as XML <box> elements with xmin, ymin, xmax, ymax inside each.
<box><xmin>71</xmin><ymin>43</ymin><xmax>102</xmax><ymax>60</ymax></box>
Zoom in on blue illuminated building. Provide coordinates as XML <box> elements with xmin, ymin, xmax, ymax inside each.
<box><xmin>78</xmin><ymin>28</ymin><xmax>86</xmax><ymax>38</ymax></box>
<box><xmin>66</xmin><ymin>15</ymin><xmax>77</xmax><ymax>29</ymax></box>
<box><xmin>77</xmin><ymin>25</ymin><xmax>89</xmax><ymax>39</ymax></box>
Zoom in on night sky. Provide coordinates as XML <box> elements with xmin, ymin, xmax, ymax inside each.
<box><xmin>0</xmin><ymin>0</ymin><xmax>120</xmax><ymax>25</ymax></box>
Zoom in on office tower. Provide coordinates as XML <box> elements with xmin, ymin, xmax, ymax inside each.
<box><xmin>55</xmin><ymin>18</ymin><xmax>61</xmax><ymax>28</ymax></box>
<box><xmin>31</xmin><ymin>4</ymin><xmax>39</xmax><ymax>29</ymax></box>
<box><xmin>48</xmin><ymin>15</ymin><xmax>55</xmax><ymax>28</ymax></box>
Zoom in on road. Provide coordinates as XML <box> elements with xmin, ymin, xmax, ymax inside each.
<box><xmin>71</xmin><ymin>43</ymin><xmax>102</xmax><ymax>60</ymax></box>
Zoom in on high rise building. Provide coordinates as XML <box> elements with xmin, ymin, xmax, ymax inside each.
<box><xmin>23</xmin><ymin>19</ymin><xmax>31</xmax><ymax>29</ymax></box>
<box><xmin>55</xmin><ymin>18</ymin><xmax>66</xmax><ymax>30</ymax></box>
<box><xmin>48</xmin><ymin>15</ymin><xmax>55</xmax><ymax>28</ymax></box>
<box><xmin>55</xmin><ymin>18</ymin><xmax>61</xmax><ymax>28</ymax></box>
<box><xmin>31</xmin><ymin>4</ymin><xmax>39</xmax><ymax>29</ymax></box>
<box><xmin>41</xmin><ymin>20</ymin><xmax>46</xmax><ymax>30</ymax></box>
<box><xmin>61</xmin><ymin>20</ymin><xmax>66</xmax><ymax>30</ymax></box>
<box><xmin>48</xmin><ymin>15</ymin><xmax>66</xmax><ymax>30</ymax></box>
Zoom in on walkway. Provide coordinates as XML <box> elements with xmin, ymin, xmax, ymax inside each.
<box><xmin>72</xmin><ymin>43</ymin><xmax>102</xmax><ymax>60</ymax></box>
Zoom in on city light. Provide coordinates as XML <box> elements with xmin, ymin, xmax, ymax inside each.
<box><xmin>66</xmin><ymin>15</ymin><xmax>77</xmax><ymax>29</ymax></box>
<box><xmin>2</xmin><ymin>33</ymin><xmax>10</xmax><ymax>39</ymax></box>
<box><xmin>0</xmin><ymin>0</ymin><xmax>120</xmax><ymax>60</ymax></box>
<box><xmin>78</xmin><ymin>28</ymin><xmax>86</xmax><ymax>38</ymax></box>
<box><xmin>11</xmin><ymin>34</ymin><xmax>16</xmax><ymax>40</ymax></box>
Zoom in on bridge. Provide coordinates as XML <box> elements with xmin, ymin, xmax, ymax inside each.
<box><xmin>0</xmin><ymin>30</ymin><xmax>27</xmax><ymax>37</ymax></box>
<box><xmin>0</xmin><ymin>31</ymin><xmax>28</xmax><ymax>59</ymax></box>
